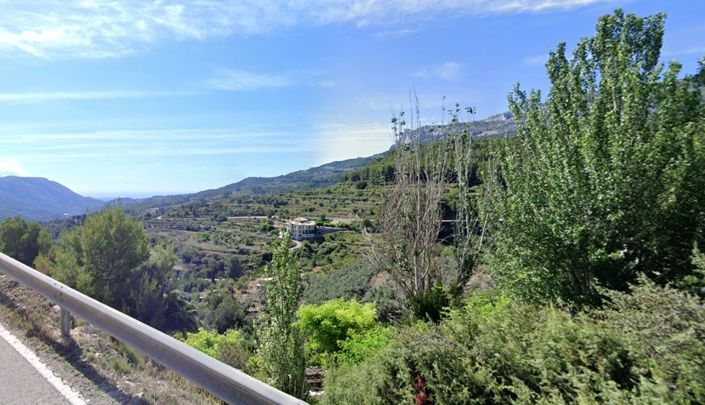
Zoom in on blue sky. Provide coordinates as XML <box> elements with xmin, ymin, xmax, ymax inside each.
<box><xmin>0</xmin><ymin>0</ymin><xmax>702</xmax><ymax>198</ymax></box>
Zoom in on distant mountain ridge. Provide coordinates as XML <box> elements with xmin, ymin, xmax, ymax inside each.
<box><xmin>122</xmin><ymin>154</ymin><xmax>384</xmax><ymax>211</ymax></box>
<box><xmin>1</xmin><ymin>113</ymin><xmax>517</xmax><ymax>219</ymax></box>
<box><xmin>0</xmin><ymin>176</ymin><xmax>105</xmax><ymax>221</ymax></box>
<box><xmin>408</xmin><ymin>112</ymin><xmax>515</xmax><ymax>144</ymax></box>
<box><xmin>124</xmin><ymin>113</ymin><xmax>516</xmax><ymax>212</ymax></box>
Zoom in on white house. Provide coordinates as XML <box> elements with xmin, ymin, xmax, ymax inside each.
<box><xmin>286</xmin><ymin>217</ymin><xmax>317</xmax><ymax>240</ymax></box>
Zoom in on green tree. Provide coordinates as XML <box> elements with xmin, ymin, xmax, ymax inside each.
<box><xmin>0</xmin><ymin>217</ymin><xmax>51</xmax><ymax>266</ymax></box>
<box><xmin>257</xmin><ymin>232</ymin><xmax>307</xmax><ymax>398</ymax></box>
<box><xmin>226</xmin><ymin>255</ymin><xmax>243</xmax><ymax>279</ymax></box>
<box><xmin>47</xmin><ymin>208</ymin><xmax>197</xmax><ymax>332</ymax></box>
<box><xmin>486</xmin><ymin>10</ymin><xmax>705</xmax><ymax>303</ymax></box>
<box><xmin>48</xmin><ymin>227</ymin><xmax>94</xmax><ymax>293</ymax></box>
<box><xmin>208</xmin><ymin>293</ymin><xmax>248</xmax><ymax>333</ymax></box>
<box><xmin>80</xmin><ymin>207</ymin><xmax>149</xmax><ymax>309</ymax></box>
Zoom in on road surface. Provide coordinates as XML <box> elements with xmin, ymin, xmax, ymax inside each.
<box><xmin>0</xmin><ymin>329</ymin><xmax>72</xmax><ymax>405</ymax></box>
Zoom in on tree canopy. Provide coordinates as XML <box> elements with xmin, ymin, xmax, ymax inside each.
<box><xmin>486</xmin><ymin>9</ymin><xmax>705</xmax><ymax>303</ymax></box>
<box><xmin>0</xmin><ymin>217</ymin><xmax>51</xmax><ymax>266</ymax></box>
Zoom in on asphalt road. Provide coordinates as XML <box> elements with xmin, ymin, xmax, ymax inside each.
<box><xmin>0</xmin><ymin>335</ymin><xmax>69</xmax><ymax>405</ymax></box>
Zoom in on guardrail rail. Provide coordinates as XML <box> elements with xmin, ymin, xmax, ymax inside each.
<box><xmin>0</xmin><ymin>252</ymin><xmax>307</xmax><ymax>405</ymax></box>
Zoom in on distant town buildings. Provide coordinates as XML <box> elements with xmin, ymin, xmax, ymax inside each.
<box><xmin>286</xmin><ymin>217</ymin><xmax>317</xmax><ymax>240</ymax></box>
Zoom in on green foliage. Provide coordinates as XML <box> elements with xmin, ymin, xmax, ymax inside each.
<box><xmin>48</xmin><ymin>227</ymin><xmax>94</xmax><ymax>293</ymax></box>
<box><xmin>410</xmin><ymin>283</ymin><xmax>451</xmax><ymax>323</ymax></box>
<box><xmin>336</xmin><ymin>326</ymin><xmax>394</xmax><ymax>364</ymax></box>
<box><xmin>150</xmin><ymin>289</ymin><xmax>199</xmax><ymax>334</ymax></box>
<box><xmin>487</xmin><ymin>10</ymin><xmax>705</xmax><ymax>303</ymax></box>
<box><xmin>80</xmin><ymin>207</ymin><xmax>149</xmax><ymax>309</ymax></box>
<box><xmin>183</xmin><ymin>327</ymin><xmax>242</xmax><ymax>358</ymax></box>
<box><xmin>257</xmin><ymin>232</ymin><xmax>307</xmax><ymax>398</ymax></box>
<box><xmin>207</xmin><ymin>293</ymin><xmax>248</xmax><ymax>333</ymax></box>
<box><xmin>303</xmin><ymin>259</ymin><xmax>377</xmax><ymax>304</ymax></box>
<box><xmin>109</xmin><ymin>357</ymin><xmax>132</xmax><ymax>374</ymax></box>
<box><xmin>323</xmin><ymin>281</ymin><xmax>705</xmax><ymax>404</ymax></box>
<box><xmin>47</xmin><ymin>208</ymin><xmax>197</xmax><ymax>333</ymax></box>
<box><xmin>111</xmin><ymin>339</ymin><xmax>144</xmax><ymax>369</ymax></box>
<box><xmin>182</xmin><ymin>327</ymin><xmax>248</xmax><ymax>370</ymax></box>
<box><xmin>363</xmin><ymin>284</ymin><xmax>404</xmax><ymax>323</ymax></box>
<box><xmin>297</xmin><ymin>299</ymin><xmax>378</xmax><ymax>354</ymax></box>
<box><xmin>675</xmin><ymin>246</ymin><xmax>705</xmax><ymax>298</ymax></box>
<box><xmin>0</xmin><ymin>217</ymin><xmax>51</xmax><ymax>266</ymax></box>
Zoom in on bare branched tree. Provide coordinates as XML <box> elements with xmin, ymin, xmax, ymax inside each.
<box><xmin>365</xmin><ymin>95</ymin><xmax>448</xmax><ymax>322</ymax></box>
<box><xmin>366</xmin><ymin>98</ymin><xmax>490</xmax><ymax>321</ymax></box>
<box><xmin>446</xmin><ymin>104</ymin><xmax>489</xmax><ymax>295</ymax></box>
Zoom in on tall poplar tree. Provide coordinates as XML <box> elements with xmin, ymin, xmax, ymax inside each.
<box><xmin>487</xmin><ymin>10</ymin><xmax>705</xmax><ymax>303</ymax></box>
<box><xmin>258</xmin><ymin>232</ymin><xmax>307</xmax><ymax>398</ymax></box>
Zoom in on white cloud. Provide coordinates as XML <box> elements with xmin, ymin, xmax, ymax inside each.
<box><xmin>374</xmin><ymin>28</ymin><xmax>417</xmax><ymax>39</ymax></box>
<box><xmin>205</xmin><ymin>70</ymin><xmax>294</xmax><ymax>91</ymax></box>
<box><xmin>1</xmin><ymin>123</ymin><xmax>393</xmax><ymax>165</ymax></box>
<box><xmin>413</xmin><ymin>61</ymin><xmax>463</xmax><ymax>81</ymax></box>
<box><xmin>0</xmin><ymin>158</ymin><xmax>30</xmax><ymax>176</ymax></box>
<box><xmin>522</xmin><ymin>54</ymin><xmax>548</xmax><ymax>66</ymax></box>
<box><xmin>0</xmin><ymin>90</ymin><xmax>194</xmax><ymax>104</ymax></box>
<box><xmin>206</xmin><ymin>68</ymin><xmax>331</xmax><ymax>91</ymax></box>
<box><xmin>0</xmin><ymin>0</ymin><xmax>614</xmax><ymax>59</ymax></box>
<box><xmin>0</xmin><ymin>127</ymin><xmax>317</xmax><ymax>163</ymax></box>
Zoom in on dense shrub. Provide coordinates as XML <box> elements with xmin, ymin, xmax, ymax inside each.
<box><xmin>675</xmin><ymin>246</ymin><xmax>705</xmax><ymax>298</ymax></box>
<box><xmin>182</xmin><ymin>328</ymin><xmax>249</xmax><ymax>370</ymax></box>
<box><xmin>46</xmin><ymin>208</ymin><xmax>197</xmax><ymax>333</ymax></box>
<box><xmin>297</xmin><ymin>299</ymin><xmax>378</xmax><ymax>354</ymax></box>
<box><xmin>336</xmin><ymin>326</ymin><xmax>394</xmax><ymax>364</ymax></box>
<box><xmin>322</xmin><ymin>282</ymin><xmax>705</xmax><ymax>404</ymax></box>
<box><xmin>363</xmin><ymin>284</ymin><xmax>404</xmax><ymax>323</ymax></box>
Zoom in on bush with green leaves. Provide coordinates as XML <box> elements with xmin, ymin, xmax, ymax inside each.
<box><xmin>182</xmin><ymin>327</ymin><xmax>248</xmax><ymax>370</ymax></box>
<box><xmin>335</xmin><ymin>326</ymin><xmax>394</xmax><ymax>365</ymax></box>
<box><xmin>322</xmin><ymin>281</ymin><xmax>705</xmax><ymax>404</ymax></box>
<box><xmin>297</xmin><ymin>299</ymin><xmax>378</xmax><ymax>355</ymax></box>
<box><xmin>486</xmin><ymin>10</ymin><xmax>705</xmax><ymax>303</ymax></box>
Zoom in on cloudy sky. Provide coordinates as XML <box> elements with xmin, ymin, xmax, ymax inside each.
<box><xmin>0</xmin><ymin>0</ymin><xmax>702</xmax><ymax>197</ymax></box>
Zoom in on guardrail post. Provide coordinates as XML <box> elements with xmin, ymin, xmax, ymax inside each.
<box><xmin>60</xmin><ymin>307</ymin><xmax>71</xmax><ymax>338</ymax></box>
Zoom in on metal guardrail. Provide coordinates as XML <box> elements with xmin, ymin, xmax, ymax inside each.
<box><xmin>0</xmin><ymin>252</ymin><xmax>307</xmax><ymax>405</ymax></box>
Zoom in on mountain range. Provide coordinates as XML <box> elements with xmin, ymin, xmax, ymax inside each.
<box><xmin>120</xmin><ymin>154</ymin><xmax>384</xmax><ymax>211</ymax></box>
<box><xmin>0</xmin><ymin>176</ymin><xmax>105</xmax><ymax>221</ymax></box>
<box><xmin>1</xmin><ymin>113</ymin><xmax>516</xmax><ymax>221</ymax></box>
